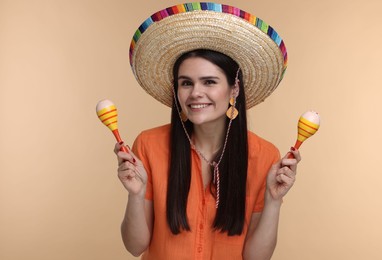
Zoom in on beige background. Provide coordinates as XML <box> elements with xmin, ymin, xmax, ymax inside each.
<box><xmin>1</xmin><ymin>0</ymin><xmax>381</xmax><ymax>259</ymax></box>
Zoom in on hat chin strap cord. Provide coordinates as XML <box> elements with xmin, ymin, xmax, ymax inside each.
<box><xmin>172</xmin><ymin>82</ymin><xmax>237</xmax><ymax>209</ymax></box>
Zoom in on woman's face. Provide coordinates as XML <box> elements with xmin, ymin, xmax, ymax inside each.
<box><xmin>177</xmin><ymin>57</ymin><xmax>235</xmax><ymax>127</ymax></box>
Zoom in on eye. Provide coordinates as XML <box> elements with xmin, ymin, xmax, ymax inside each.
<box><xmin>204</xmin><ymin>79</ymin><xmax>216</xmax><ymax>85</ymax></box>
<box><xmin>179</xmin><ymin>80</ymin><xmax>193</xmax><ymax>87</ymax></box>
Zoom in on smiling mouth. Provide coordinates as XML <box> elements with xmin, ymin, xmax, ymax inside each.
<box><xmin>189</xmin><ymin>104</ymin><xmax>210</xmax><ymax>109</ymax></box>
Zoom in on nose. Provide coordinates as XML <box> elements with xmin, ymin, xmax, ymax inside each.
<box><xmin>190</xmin><ymin>83</ymin><xmax>203</xmax><ymax>98</ymax></box>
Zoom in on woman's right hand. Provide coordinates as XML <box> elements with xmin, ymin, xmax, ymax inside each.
<box><xmin>114</xmin><ymin>143</ymin><xmax>148</xmax><ymax>197</ymax></box>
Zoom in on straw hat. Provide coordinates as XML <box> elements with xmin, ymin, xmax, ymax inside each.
<box><xmin>129</xmin><ymin>2</ymin><xmax>287</xmax><ymax>109</ymax></box>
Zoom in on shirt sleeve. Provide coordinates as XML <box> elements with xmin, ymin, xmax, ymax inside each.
<box><xmin>132</xmin><ymin>132</ymin><xmax>153</xmax><ymax>201</ymax></box>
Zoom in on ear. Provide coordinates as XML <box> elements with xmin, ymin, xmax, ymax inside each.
<box><xmin>231</xmin><ymin>83</ymin><xmax>239</xmax><ymax>98</ymax></box>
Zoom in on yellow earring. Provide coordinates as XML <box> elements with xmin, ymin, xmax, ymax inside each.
<box><xmin>226</xmin><ymin>97</ymin><xmax>238</xmax><ymax>120</ymax></box>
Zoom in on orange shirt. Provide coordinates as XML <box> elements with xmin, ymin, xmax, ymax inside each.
<box><xmin>132</xmin><ymin>124</ymin><xmax>280</xmax><ymax>260</ymax></box>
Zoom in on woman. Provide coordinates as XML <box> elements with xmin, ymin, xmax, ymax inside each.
<box><xmin>115</xmin><ymin>3</ymin><xmax>299</xmax><ymax>260</ymax></box>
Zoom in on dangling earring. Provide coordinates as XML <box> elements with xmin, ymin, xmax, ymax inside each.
<box><xmin>226</xmin><ymin>97</ymin><xmax>238</xmax><ymax>120</ymax></box>
<box><xmin>180</xmin><ymin>110</ymin><xmax>188</xmax><ymax>122</ymax></box>
<box><xmin>226</xmin><ymin>68</ymin><xmax>240</xmax><ymax>120</ymax></box>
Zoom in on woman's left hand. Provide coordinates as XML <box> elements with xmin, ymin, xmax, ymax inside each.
<box><xmin>266</xmin><ymin>148</ymin><xmax>301</xmax><ymax>202</ymax></box>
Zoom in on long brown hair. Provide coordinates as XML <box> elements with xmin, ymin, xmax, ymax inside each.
<box><xmin>167</xmin><ymin>49</ymin><xmax>248</xmax><ymax>236</ymax></box>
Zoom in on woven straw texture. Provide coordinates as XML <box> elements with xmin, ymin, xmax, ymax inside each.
<box><xmin>130</xmin><ymin>3</ymin><xmax>287</xmax><ymax>109</ymax></box>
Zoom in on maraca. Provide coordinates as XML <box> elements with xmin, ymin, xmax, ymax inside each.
<box><xmin>288</xmin><ymin>110</ymin><xmax>320</xmax><ymax>158</ymax></box>
<box><xmin>96</xmin><ymin>99</ymin><xmax>128</xmax><ymax>153</ymax></box>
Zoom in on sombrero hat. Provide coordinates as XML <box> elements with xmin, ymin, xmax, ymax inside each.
<box><xmin>129</xmin><ymin>2</ymin><xmax>287</xmax><ymax>109</ymax></box>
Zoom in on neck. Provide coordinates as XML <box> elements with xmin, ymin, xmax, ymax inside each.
<box><xmin>192</xmin><ymin>120</ymin><xmax>226</xmax><ymax>159</ymax></box>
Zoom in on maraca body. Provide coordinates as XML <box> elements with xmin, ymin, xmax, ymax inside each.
<box><xmin>288</xmin><ymin>111</ymin><xmax>320</xmax><ymax>158</ymax></box>
<box><xmin>96</xmin><ymin>99</ymin><xmax>128</xmax><ymax>153</ymax></box>
<box><xmin>295</xmin><ymin>111</ymin><xmax>320</xmax><ymax>149</ymax></box>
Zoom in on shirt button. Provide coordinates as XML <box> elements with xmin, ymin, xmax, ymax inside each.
<box><xmin>202</xmin><ymin>199</ymin><xmax>205</xmax><ymax>205</ymax></box>
<box><xmin>199</xmin><ymin>224</ymin><xmax>203</xmax><ymax>229</ymax></box>
<box><xmin>197</xmin><ymin>246</ymin><xmax>202</xmax><ymax>253</ymax></box>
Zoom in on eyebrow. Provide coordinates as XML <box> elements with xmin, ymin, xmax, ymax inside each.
<box><xmin>177</xmin><ymin>75</ymin><xmax>220</xmax><ymax>80</ymax></box>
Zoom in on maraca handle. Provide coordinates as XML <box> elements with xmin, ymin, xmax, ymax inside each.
<box><xmin>288</xmin><ymin>140</ymin><xmax>302</xmax><ymax>159</ymax></box>
<box><xmin>120</xmin><ymin>145</ymin><xmax>129</xmax><ymax>153</ymax></box>
<box><xmin>112</xmin><ymin>129</ymin><xmax>129</xmax><ymax>153</ymax></box>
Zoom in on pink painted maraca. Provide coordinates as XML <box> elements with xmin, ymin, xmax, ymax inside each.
<box><xmin>96</xmin><ymin>99</ymin><xmax>128</xmax><ymax>153</ymax></box>
<box><xmin>288</xmin><ymin>110</ymin><xmax>320</xmax><ymax>158</ymax></box>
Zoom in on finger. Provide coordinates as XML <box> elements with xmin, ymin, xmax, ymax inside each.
<box><xmin>275</xmin><ymin>164</ymin><xmax>296</xmax><ymax>180</ymax></box>
<box><xmin>118</xmin><ymin>156</ymin><xmax>145</xmax><ymax>181</ymax></box>
<box><xmin>114</xmin><ymin>141</ymin><xmax>132</xmax><ymax>153</ymax></box>
<box><xmin>126</xmin><ymin>148</ymin><xmax>143</xmax><ymax>167</ymax></box>
<box><xmin>277</xmin><ymin>173</ymin><xmax>296</xmax><ymax>186</ymax></box>
<box><xmin>117</xmin><ymin>151</ymin><xmax>136</xmax><ymax>166</ymax></box>
<box><xmin>118</xmin><ymin>160</ymin><xmax>132</xmax><ymax>171</ymax></box>
<box><xmin>270</xmin><ymin>160</ymin><xmax>282</xmax><ymax>173</ymax></box>
<box><xmin>276</xmin><ymin>173</ymin><xmax>283</xmax><ymax>183</ymax></box>
<box><xmin>275</xmin><ymin>166</ymin><xmax>291</xmax><ymax>178</ymax></box>
<box><xmin>132</xmin><ymin>168</ymin><xmax>144</xmax><ymax>182</ymax></box>
<box><xmin>287</xmin><ymin>147</ymin><xmax>301</xmax><ymax>162</ymax></box>
<box><xmin>118</xmin><ymin>159</ymin><xmax>139</xmax><ymax>176</ymax></box>
<box><xmin>280</xmin><ymin>158</ymin><xmax>298</xmax><ymax>170</ymax></box>
<box><xmin>269</xmin><ymin>162</ymin><xmax>283</xmax><ymax>183</ymax></box>
<box><xmin>114</xmin><ymin>142</ymin><xmax>123</xmax><ymax>154</ymax></box>
<box><xmin>279</xmin><ymin>172</ymin><xmax>295</xmax><ymax>186</ymax></box>
<box><xmin>281</xmin><ymin>166</ymin><xmax>296</xmax><ymax>179</ymax></box>
<box><xmin>118</xmin><ymin>168</ymin><xmax>136</xmax><ymax>181</ymax></box>
<box><xmin>281</xmin><ymin>149</ymin><xmax>300</xmax><ymax>172</ymax></box>
<box><xmin>118</xmin><ymin>165</ymin><xmax>144</xmax><ymax>183</ymax></box>
<box><xmin>115</xmin><ymin>145</ymin><xmax>140</xmax><ymax>167</ymax></box>
<box><xmin>114</xmin><ymin>142</ymin><xmax>128</xmax><ymax>165</ymax></box>
<box><xmin>114</xmin><ymin>142</ymin><xmax>136</xmax><ymax>163</ymax></box>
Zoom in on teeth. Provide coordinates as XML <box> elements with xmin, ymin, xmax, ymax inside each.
<box><xmin>190</xmin><ymin>104</ymin><xmax>208</xmax><ymax>109</ymax></box>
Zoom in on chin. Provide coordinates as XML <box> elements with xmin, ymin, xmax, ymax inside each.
<box><xmin>189</xmin><ymin>115</ymin><xmax>226</xmax><ymax>127</ymax></box>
